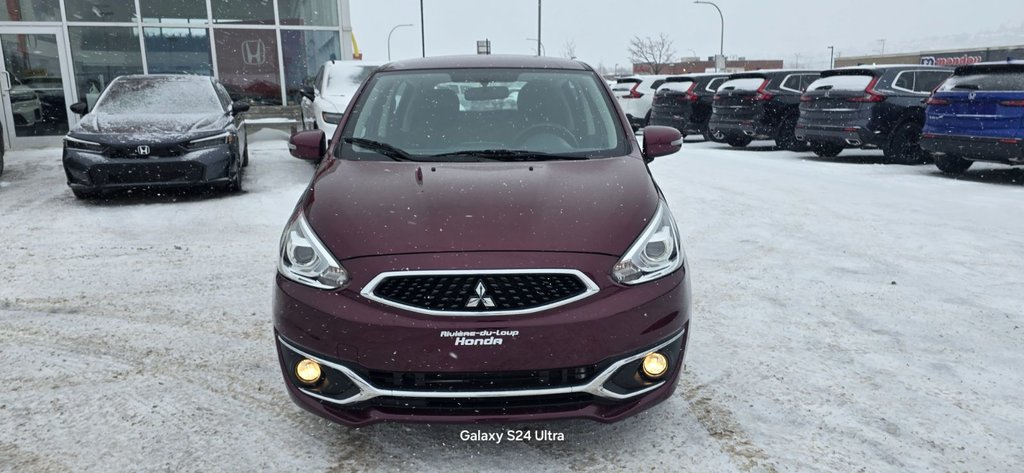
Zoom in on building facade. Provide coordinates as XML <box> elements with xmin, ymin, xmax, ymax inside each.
<box><xmin>835</xmin><ymin>45</ymin><xmax>1024</xmax><ymax>68</ymax></box>
<box><xmin>0</xmin><ymin>0</ymin><xmax>354</xmax><ymax>148</ymax></box>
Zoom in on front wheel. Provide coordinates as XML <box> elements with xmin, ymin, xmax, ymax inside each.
<box><xmin>726</xmin><ymin>135</ymin><xmax>752</xmax><ymax>148</ymax></box>
<box><xmin>885</xmin><ymin>121</ymin><xmax>929</xmax><ymax>165</ymax></box>
<box><xmin>811</xmin><ymin>142</ymin><xmax>844</xmax><ymax>158</ymax></box>
<box><xmin>934</xmin><ymin>154</ymin><xmax>973</xmax><ymax>174</ymax></box>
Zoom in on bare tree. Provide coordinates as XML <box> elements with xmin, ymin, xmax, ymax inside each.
<box><xmin>628</xmin><ymin>34</ymin><xmax>676</xmax><ymax>74</ymax></box>
<box><xmin>561</xmin><ymin>40</ymin><xmax>577</xmax><ymax>60</ymax></box>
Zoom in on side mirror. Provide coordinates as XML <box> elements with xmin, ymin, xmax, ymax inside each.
<box><xmin>69</xmin><ymin>101</ymin><xmax>88</xmax><ymax>115</ymax></box>
<box><xmin>288</xmin><ymin>130</ymin><xmax>326</xmax><ymax>161</ymax></box>
<box><xmin>642</xmin><ymin>125</ymin><xmax>683</xmax><ymax>161</ymax></box>
<box><xmin>299</xmin><ymin>86</ymin><xmax>316</xmax><ymax>102</ymax></box>
<box><xmin>231</xmin><ymin>101</ymin><xmax>250</xmax><ymax>115</ymax></box>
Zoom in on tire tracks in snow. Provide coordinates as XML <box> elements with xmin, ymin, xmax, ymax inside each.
<box><xmin>680</xmin><ymin>378</ymin><xmax>779</xmax><ymax>473</ymax></box>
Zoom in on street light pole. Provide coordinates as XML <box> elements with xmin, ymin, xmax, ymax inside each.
<box><xmin>420</xmin><ymin>0</ymin><xmax>425</xmax><ymax>57</ymax></box>
<box><xmin>694</xmin><ymin>1</ymin><xmax>724</xmax><ymax>71</ymax></box>
<box><xmin>537</xmin><ymin>0</ymin><xmax>542</xmax><ymax>57</ymax></box>
<box><xmin>827</xmin><ymin>45</ymin><xmax>835</xmax><ymax>69</ymax></box>
<box><xmin>388</xmin><ymin>24</ymin><xmax>414</xmax><ymax>61</ymax></box>
<box><xmin>526</xmin><ymin>38</ymin><xmax>545</xmax><ymax>56</ymax></box>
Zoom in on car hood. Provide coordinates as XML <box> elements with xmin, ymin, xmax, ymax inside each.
<box><xmin>304</xmin><ymin>156</ymin><xmax>660</xmax><ymax>259</ymax></box>
<box><xmin>315</xmin><ymin>95</ymin><xmax>351</xmax><ymax>114</ymax></box>
<box><xmin>70</xmin><ymin>113</ymin><xmax>229</xmax><ymax>143</ymax></box>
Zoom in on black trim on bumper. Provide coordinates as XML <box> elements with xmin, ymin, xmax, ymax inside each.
<box><xmin>921</xmin><ymin>134</ymin><xmax>1024</xmax><ymax>164</ymax></box>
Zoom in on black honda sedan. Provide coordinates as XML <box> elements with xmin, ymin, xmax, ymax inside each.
<box><xmin>63</xmin><ymin>75</ymin><xmax>249</xmax><ymax>199</ymax></box>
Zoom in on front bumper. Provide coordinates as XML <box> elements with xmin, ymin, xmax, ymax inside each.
<box><xmin>63</xmin><ymin>144</ymin><xmax>236</xmax><ymax>191</ymax></box>
<box><xmin>273</xmin><ymin>251</ymin><xmax>691</xmax><ymax>426</ymax></box>
<box><xmin>921</xmin><ymin>133</ymin><xmax>1024</xmax><ymax>164</ymax></box>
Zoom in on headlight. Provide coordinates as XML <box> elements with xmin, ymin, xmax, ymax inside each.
<box><xmin>186</xmin><ymin>132</ymin><xmax>234</xmax><ymax>151</ymax></box>
<box><xmin>612</xmin><ymin>201</ymin><xmax>684</xmax><ymax>285</ymax></box>
<box><xmin>64</xmin><ymin>136</ymin><xmax>105</xmax><ymax>153</ymax></box>
<box><xmin>321</xmin><ymin>112</ymin><xmax>343</xmax><ymax>124</ymax></box>
<box><xmin>278</xmin><ymin>212</ymin><xmax>349</xmax><ymax>290</ymax></box>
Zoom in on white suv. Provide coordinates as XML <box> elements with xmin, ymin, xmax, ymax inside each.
<box><xmin>612</xmin><ymin>75</ymin><xmax>670</xmax><ymax>130</ymax></box>
<box><xmin>298</xmin><ymin>61</ymin><xmax>383</xmax><ymax>144</ymax></box>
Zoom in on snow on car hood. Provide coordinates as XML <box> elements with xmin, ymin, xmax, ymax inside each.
<box><xmin>303</xmin><ymin>156</ymin><xmax>661</xmax><ymax>259</ymax></box>
<box><xmin>69</xmin><ymin>113</ymin><xmax>230</xmax><ymax>143</ymax></box>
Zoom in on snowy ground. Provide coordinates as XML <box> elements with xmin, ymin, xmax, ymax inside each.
<box><xmin>1</xmin><ymin>133</ymin><xmax>1023</xmax><ymax>472</ymax></box>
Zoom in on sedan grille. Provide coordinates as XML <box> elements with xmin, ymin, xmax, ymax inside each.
<box><xmin>363</xmin><ymin>270</ymin><xmax>598</xmax><ymax>316</ymax></box>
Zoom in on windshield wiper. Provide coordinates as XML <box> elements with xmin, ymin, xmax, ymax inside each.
<box><xmin>428</xmin><ymin>149</ymin><xmax>589</xmax><ymax>162</ymax></box>
<box><xmin>343</xmin><ymin>137</ymin><xmax>421</xmax><ymax>162</ymax></box>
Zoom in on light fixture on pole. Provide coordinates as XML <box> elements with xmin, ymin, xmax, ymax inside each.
<box><xmin>387</xmin><ymin>23</ymin><xmax>414</xmax><ymax>61</ymax></box>
<box><xmin>693</xmin><ymin>1</ymin><xmax>724</xmax><ymax>71</ymax></box>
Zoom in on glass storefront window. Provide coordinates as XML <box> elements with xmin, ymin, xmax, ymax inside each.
<box><xmin>278</xmin><ymin>0</ymin><xmax>339</xmax><ymax>27</ymax></box>
<box><xmin>281</xmin><ymin>30</ymin><xmax>339</xmax><ymax>105</ymax></box>
<box><xmin>144</xmin><ymin>28</ymin><xmax>212</xmax><ymax>75</ymax></box>
<box><xmin>1</xmin><ymin>0</ymin><xmax>61</xmax><ymax>21</ymax></box>
<box><xmin>213</xmin><ymin>29</ymin><xmax>280</xmax><ymax>105</ymax></box>
<box><xmin>140</xmin><ymin>0</ymin><xmax>207</xmax><ymax>24</ymax></box>
<box><xmin>211</xmin><ymin>0</ymin><xmax>273</xmax><ymax>25</ymax></box>
<box><xmin>68</xmin><ymin>26</ymin><xmax>143</xmax><ymax>108</ymax></box>
<box><xmin>64</xmin><ymin>0</ymin><xmax>136</xmax><ymax>23</ymax></box>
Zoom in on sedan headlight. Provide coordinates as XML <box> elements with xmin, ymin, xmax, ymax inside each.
<box><xmin>186</xmin><ymin>132</ymin><xmax>235</xmax><ymax>151</ymax></box>
<box><xmin>278</xmin><ymin>212</ymin><xmax>349</xmax><ymax>290</ymax></box>
<box><xmin>612</xmin><ymin>201</ymin><xmax>684</xmax><ymax>285</ymax></box>
<box><xmin>64</xmin><ymin>136</ymin><xmax>105</xmax><ymax>153</ymax></box>
<box><xmin>321</xmin><ymin>112</ymin><xmax>343</xmax><ymax>124</ymax></box>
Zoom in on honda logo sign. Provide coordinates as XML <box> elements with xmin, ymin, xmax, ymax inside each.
<box><xmin>241</xmin><ymin>39</ymin><xmax>266</xmax><ymax>66</ymax></box>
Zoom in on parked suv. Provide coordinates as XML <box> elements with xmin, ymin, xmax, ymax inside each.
<box><xmin>796</xmin><ymin>65</ymin><xmax>951</xmax><ymax>161</ymax></box>
<box><xmin>277</xmin><ymin>55</ymin><xmax>690</xmax><ymax>427</ymax></box>
<box><xmin>298</xmin><ymin>60</ymin><xmax>382</xmax><ymax>145</ymax></box>
<box><xmin>649</xmin><ymin>73</ymin><xmax>730</xmax><ymax>140</ymax></box>
<box><xmin>612</xmin><ymin>75</ymin><xmax>669</xmax><ymax>130</ymax></box>
<box><xmin>921</xmin><ymin>61</ymin><xmax>1024</xmax><ymax>174</ymax></box>
<box><xmin>708</xmin><ymin>70</ymin><xmax>821</xmax><ymax>149</ymax></box>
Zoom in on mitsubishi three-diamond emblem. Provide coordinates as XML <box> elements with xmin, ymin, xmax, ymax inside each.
<box><xmin>465</xmin><ymin>280</ymin><xmax>496</xmax><ymax>308</ymax></box>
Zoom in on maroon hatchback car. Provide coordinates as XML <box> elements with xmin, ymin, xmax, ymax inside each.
<box><xmin>274</xmin><ymin>55</ymin><xmax>690</xmax><ymax>426</ymax></box>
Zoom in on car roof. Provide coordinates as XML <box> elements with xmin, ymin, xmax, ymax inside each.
<box><xmin>380</xmin><ymin>55</ymin><xmax>590</xmax><ymax>72</ymax></box>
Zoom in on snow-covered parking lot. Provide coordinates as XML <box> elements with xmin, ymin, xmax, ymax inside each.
<box><xmin>1</xmin><ymin>133</ymin><xmax>1022</xmax><ymax>472</ymax></box>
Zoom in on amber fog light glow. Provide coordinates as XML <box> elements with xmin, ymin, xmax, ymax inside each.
<box><xmin>641</xmin><ymin>352</ymin><xmax>669</xmax><ymax>379</ymax></box>
<box><xmin>295</xmin><ymin>359</ymin><xmax>322</xmax><ymax>385</ymax></box>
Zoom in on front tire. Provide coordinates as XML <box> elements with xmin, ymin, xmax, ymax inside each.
<box><xmin>726</xmin><ymin>135</ymin><xmax>752</xmax><ymax>148</ymax></box>
<box><xmin>241</xmin><ymin>147</ymin><xmax>249</xmax><ymax>167</ymax></box>
<box><xmin>885</xmin><ymin>121</ymin><xmax>929</xmax><ymax>165</ymax></box>
<box><xmin>811</xmin><ymin>142</ymin><xmax>844</xmax><ymax>158</ymax></box>
<box><xmin>934</xmin><ymin>154</ymin><xmax>973</xmax><ymax>174</ymax></box>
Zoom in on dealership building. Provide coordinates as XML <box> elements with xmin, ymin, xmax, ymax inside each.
<box><xmin>835</xmin><ymin>45</ymin><xmax>1024</xmax><ymax>68</ymax></box>
<box><xmin>0</xmin><ymin>0</ymin><xmax>354</xmax><ymax>148</ymax></box>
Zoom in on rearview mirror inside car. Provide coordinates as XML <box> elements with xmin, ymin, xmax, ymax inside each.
<box><xmin>289</xmin><ymin>130</ymin><xmax>326</xmax><ymax>161</ymax></box>
<box><xmin>69</xmin><ymin>101</ymin><xmax>88</xmax><ymax>115</ymax></box>
<box><xmin>642</xmin><ymin>126</ymin><xmax>683</xmax><ymax>161</ymax></box>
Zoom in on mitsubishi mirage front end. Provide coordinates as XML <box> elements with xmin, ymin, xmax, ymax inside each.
<box><xmin>273</xmin><ymin>55</ymin><xmax>691</xmax><ymax>427</ymax></box>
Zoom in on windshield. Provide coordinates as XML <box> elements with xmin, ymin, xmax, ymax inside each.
<box><xmin>718</xmin><ymin>77</ymin><xmax>767</xmax><ymax>91</ymax></box>
<box><xmin>94</xmin><ymin>77</ymin><xmax>223</xmax><ymax>115</ymax></box>
<box><xmin>339</xmin><ymin>68</ymin><xmax>627</xmax><ymax>161</ymax></box>
<box><xmin>323</xmin><ymin>65</ymin><xmax>380</xmax><ymax>96</ymax></box>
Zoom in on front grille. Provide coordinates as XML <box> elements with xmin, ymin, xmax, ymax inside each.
<box><xmin>365</xmin><ymin>366</ymin><xmax>598</xmax><ymax>392</ymax></box>
<box><xmin>352</xmin><ymin>393</ymin><xmax>596</xmax><ymax>413</ymax></box>
<box><xmin>89</xmin><ymin>162</ymin><xmax>204</xmax><ymax>185</ymax></box>
<box><xmin>107</xmin><ymin>144</ymin><xmax>185</xmax><ymax>159</ymax></box>
<box><xmin>370</xmin><ymin>272</ymin><xmax>591</xmax><ymax>313</ymax></box>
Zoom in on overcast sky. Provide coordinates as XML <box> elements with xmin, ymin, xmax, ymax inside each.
<box><xmin>349</xmin><ymin>0</ymin><xmax>1024</xmax><ymax>71</ymax></box>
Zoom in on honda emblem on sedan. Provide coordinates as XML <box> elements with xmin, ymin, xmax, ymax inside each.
<box><xmin>137</xmin><ymin>145</ymin><xmax>150</xmax><ymax>156</ymax></box>
<box><xmin>466</xmin><ymin>280</ymin><xmax>496</xmax><ymax>308</ymax></box>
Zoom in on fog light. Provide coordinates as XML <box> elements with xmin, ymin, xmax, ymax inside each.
<box><xmin>295</xmin><ymin>358</ymin><xmax>322</xmax><ymax>385</ymax></box>
<box><xmin>641</xmin><ymin>352</ymin><xmax>669</xmax><ymax>379</ymax></box>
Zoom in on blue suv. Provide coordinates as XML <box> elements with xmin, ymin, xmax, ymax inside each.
<box><xmin>921</xmin><ymin>61</ymin><xmax>1024</xmax><ymax>174</ymax></box>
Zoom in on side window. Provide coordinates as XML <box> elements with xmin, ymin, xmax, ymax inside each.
<box><xmin>914</xmin><ymin>71</ymin><xmax>950</xmax><ymax>93</ymax></box>
<box><xmin>706</xmin><ymin>77</ymin><xmax>726</xmax><ymax>92</ymax></box>
<box><xmin>799</xmin><ymin>74</ymin><xmax>818</xmax><ymax>91</ymax></box>
<box><xmin>780</xmin><ymin>74</ymin><xmax>802</xmax><ymax>92</ymax></box>
<box><xmin>893</xmin><ymin>71</ymin><xmax>914</xmax><ymax>91</ymax></box>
